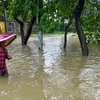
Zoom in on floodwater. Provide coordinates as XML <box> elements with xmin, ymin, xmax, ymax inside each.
<box><xmin>0</xmin><ymin>34</ymin><xmax>100</xmax><ymax>100</ymax></box>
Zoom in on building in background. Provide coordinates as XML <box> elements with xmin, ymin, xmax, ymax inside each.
<box><xmin>0</xmin><ymin>16</ymin><xmax>6</xmax><ymax>33</ymax></box>
<box><xmin>7</xmin><ymin>21</ymin><xmax>16</xmax><ymax>33</ymax></box>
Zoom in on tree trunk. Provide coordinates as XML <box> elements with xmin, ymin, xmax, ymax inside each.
<box><xmin>23</xmin><ymin>16</ymin><xmax>36</xmax><ymax>45</ymax></box>
<box><xmin>15</xmin><ymin>18</ymin><xmax>25</xmax><ymax>45</ymax></box>
<box><xmin>64</xmin><ymin>14</ymin><xmax>74</xmax><ymax>49</ymax></box>
<box><xmin>38</xmin><ymin>0</ymin><xmax>43</xmax><ymax>23</ymax></box>
<box><xmin>15</xmin><ymin>16</ymin><xmax>36</xmax><ymax>45</ymax></box>
<box><xmin>74</xmin><ymin>0</ymin><xmax>89</xmax><ymax>56</ymax></box>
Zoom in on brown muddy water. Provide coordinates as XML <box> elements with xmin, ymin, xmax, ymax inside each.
<box><xmin>0</xmin><ymin>34</ymin><xmax>100</xmax><ymax>100</ymax></box>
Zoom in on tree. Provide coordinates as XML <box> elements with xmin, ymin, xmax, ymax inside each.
<box><xmin>74</xmin><ymin>0</ymin><xmax>89</xmax><ymax>56</ymax></box>
<box><xmin>8</xmin><ymin>0</ymin><xmax>38</xmax><ymax>45</ymax></box>
<box><xmin>57</xmin><ymin>0</ymin><xmax>99</xmax><ymax>56</ymax></box>
<box><xmin>53</xmin><ymin>0</ymin><xmax>88</xmax><ymax>56</ymax></box>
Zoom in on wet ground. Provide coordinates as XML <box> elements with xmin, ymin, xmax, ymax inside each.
<box><xmin>0</xmin><ymin>34</ymin><xmax>100</xmax><ymax>100</ymax></box>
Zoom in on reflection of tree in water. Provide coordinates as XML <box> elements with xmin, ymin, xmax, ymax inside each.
<box><xmin>67</xmin><ymin>33</ymin><xmax>81</xmax><ymax>54</ymax></box>
<box><xmin>42</xmin><ymin>55</ymin><xmax>87</xmax><ymax>100</ymax></box>
<box><xmin>42</xmin><ymin>36</ymin><xmax>69</xmax><ymax>100</ymax></box>
<box><xmin>78</xmin><ymin>56</ymin><xmax>100</xmax><ymax>100</ymax></box>
<box><xmin>41</xmin><ymin>35</ymin><xmax>82</xmax><ymax>100</ymax></box>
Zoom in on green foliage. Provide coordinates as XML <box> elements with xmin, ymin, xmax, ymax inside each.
<box><xmin>39</xmin><ymin>13</ymin><xmax>56</xmax><ymax>33</ymax></box>
<box><xmin>40</xmin><ymin>0</ymin><xmax>81</xmax><ymax>33</ymax></box>
<box><xmin>59</xmin><ymin>0</ymin><xmax>77</xmax><ymax>18</ymax></box>
<box><xmin>81</xmin><ymin>0</ymin><xmax>100</xmax><ymax>43</ymax></box>
<box><xmin>85</xmin><ymin>32</ymin><xmax>100</xmax><ymax>43</ymax></box>
<box><xmin>82</xmin><ymin>1</ymin><xmax>100</xmax><ymax>32</ymax></box>
<box><xmin>8</xmin><ymin>0</ymin><xmax>37</xmax><ymax>22</ymax></box>
<box><xmin>39</xmin><ymin>12</ymin><xmax>65</xmax><ymax>33</ymax></box>
<box><xmin>0</xmin><ymin>2</ymin><xmax>4</xmax><ymax>16</ymax></box>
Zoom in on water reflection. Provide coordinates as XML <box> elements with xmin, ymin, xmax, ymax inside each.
<box><xmin>0</xmin><ymin>35</ymin><xmax>100</xmax><ymax>100</ymax></box>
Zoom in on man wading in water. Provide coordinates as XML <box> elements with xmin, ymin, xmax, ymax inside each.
<box><xmin>0</xmin><ymin>41</ymin><xmax>12</xmax><ymax>76</ymax></box>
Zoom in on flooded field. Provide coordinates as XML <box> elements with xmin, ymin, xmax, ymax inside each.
<box><xmin>0</xmin><ymin>34</ymin><xmax>100</xmax><ymax>100</ymax></box>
